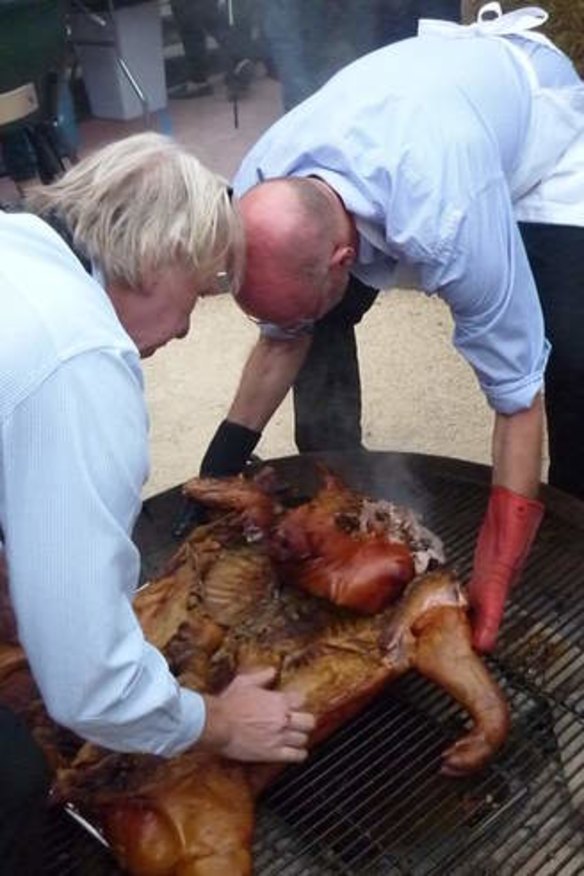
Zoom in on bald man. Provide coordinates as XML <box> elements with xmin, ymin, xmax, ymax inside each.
<box><xmin>193</xmin><ymin>6</ymin><xmax>584</xmax><ymax>653</ymax></box>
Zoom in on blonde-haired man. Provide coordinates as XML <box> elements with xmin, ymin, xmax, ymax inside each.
<box><xmin>0</xmin><ymin>133</ymin><xmax>314</xmax><ymax>874</ymax></box>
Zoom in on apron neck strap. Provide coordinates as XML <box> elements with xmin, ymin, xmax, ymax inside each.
<box><xmin>418</xmin><ymin>3</ymin><xmax>549</xmax><ymax>39</ymax></box>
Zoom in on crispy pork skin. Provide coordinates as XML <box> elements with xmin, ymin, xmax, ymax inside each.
<box><xmin>51</xmin><ymin>561</ymin><xmax>508</xmax><ymax>875</ymax></box>
<box><xmin>185</xmin><ymin>468</ymin><xmax>444</xmax><ymax>614</ymax></box>
<box><xmin>184</xmin><ymin>476</ymin><xmax>276</xmax><ymax>535</ymax></box>
<box><xmin>271</xmin><ymin>471</ymin><xmax>414</xmax><ymax>612</ymax></box>
<box><xmin>96</xmin><ymin>754</ymin><xmax>254</xmax><ymax>876</ymax></box>
<box><xmin>381</xmin><ymin>571</ymin><xmax>510</xmax><ymax>775</ymax></box>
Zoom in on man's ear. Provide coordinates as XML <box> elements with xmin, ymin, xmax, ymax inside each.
<box><xmin>330</xmin><ymin>244</ymin><xmax>356</xmax><ymax>270</ymax></box>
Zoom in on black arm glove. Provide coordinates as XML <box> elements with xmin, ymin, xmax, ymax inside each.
<box><xmin>199</xmin><ymin>419</ymin><xmax>262</xmax><ymax>477</ymax></box>
<box><xmin>172</xmin><ymin>420</ymin><xmax>261</xmax><ymax>539</ymax></box>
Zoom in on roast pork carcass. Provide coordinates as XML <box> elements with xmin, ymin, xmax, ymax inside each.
<box><xmin>59</xmin><ymin>551</ymin><xmax>508</xmax><ymax>875</ymax></box>
<box><xmin>185</xmin><ymin>467</ymin><xmax>445</xmax><ymax>613</ymax></box>
<box><xmin>0</xmin><ymin>489</ymin><xmax>509</xmax><ymax>876</ymax></box>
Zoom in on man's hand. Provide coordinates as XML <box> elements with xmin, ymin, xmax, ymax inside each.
<box><xmin>172</xmin><ymin>335</ymin><xmax>311</xmax><ymax>539</ymax></box>
<box><xmin>199</xmin><ymin>667</ymin><xmax>316</xmax><ymax>763</ymax></box>
<box><xmin>468</xmin><ymin>486</ymin><xmax>544</xmax><ymax>653</ymax></box>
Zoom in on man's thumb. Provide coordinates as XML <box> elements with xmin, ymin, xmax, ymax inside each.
<box><xmin>472</xmin><ymin>598</ymin><xmax>504</xmax><ymax>653</ymax></box>
<box><xmin>240</xmin><ymin>666</ymin><xmax>277</xmax><ymax>688</ymax></box>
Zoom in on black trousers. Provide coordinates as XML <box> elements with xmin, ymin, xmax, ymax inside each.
<box><xmin>520</xmin><ymin>222</ymin><xmax>584</xmax><ymax>500</ymax></box>
<box><xmin>293</xmin><ymin>223</ymin><xmax>584</xmax><ymax>501</ymax></box>
<box><xmin>0</xmin><ymin>705</ymin><xmax>51</xmax><ymax>875</ymax></box>
<box><xmin>293</xmin><ymin>276</ymin><xmax>378</xmax><ymax>451</ymax></box>
<box><xmin>377</xmin><ymin>0</ymin><xmax>461</xmax><ymax>44</ymax></box>
<box><xmin>170</xmin><ymin>0</ymin><xmax>255</xmax><ymax>82</ymax></box>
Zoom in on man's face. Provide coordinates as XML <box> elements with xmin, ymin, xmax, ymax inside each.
<box><xmin>241</xmin><ymin>268</ymin><xmax>350</xmax><ymax>336</ymax></box>
<box><xmin>109</xmin><ymin>263</ymin><xmax>204</xmax><ymax>358</ymax></box>
<box><xmin>238</xmin><ymin>264</ymin><xmax>350</xmax><ymax>337</ymax></box>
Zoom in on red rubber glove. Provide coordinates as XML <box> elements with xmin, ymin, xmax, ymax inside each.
<box><xmin>468</xmin><ymin>486</ymin><xmax>544</xmax><ymax>653</ymax></box>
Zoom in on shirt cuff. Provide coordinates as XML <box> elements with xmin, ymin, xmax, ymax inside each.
<box><xmin>482</xmin><ymin>365</ymin><xmax>548</xmax><ymax>416</ymax></box>
<box><xmin>478</xmin><ymin>337</ymin><xmax>550</xmax><ymax>414</ymax></box>
<box><xmin>161</xmin><ymin>687</ymin><xmax>207</xmax><ymax>757</ymax></box>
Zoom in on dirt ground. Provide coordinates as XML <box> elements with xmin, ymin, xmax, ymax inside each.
<box><xmin>141</xmin><ymin>282</ymin><xmax>499</xmax><ymax>499</ymax></box>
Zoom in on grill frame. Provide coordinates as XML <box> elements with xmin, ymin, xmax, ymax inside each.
<box><xmin>42</xmin><ymin>451</ymin><xmax>584</xmax><ymax>874</ymax></box>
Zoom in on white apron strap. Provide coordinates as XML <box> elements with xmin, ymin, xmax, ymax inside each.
<box><xmin>419</xmin><ymin>4</ymin><xmax>584</xmax><ymax>219</ymax></box>
<box><xmin>418</xmin><ymin>4</ymin><xmax>560</xmax><ymax>88</ymax></box>
<box><xmin>418</xmin><ymin>3</ymin><xmax>549</xmax><ymax>37</ymax></box>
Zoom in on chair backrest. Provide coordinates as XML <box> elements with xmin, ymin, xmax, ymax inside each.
<box><xmin>0</xmin><ymin>83</ymin><xmax>40</xmax><ymax>127</ymax></box>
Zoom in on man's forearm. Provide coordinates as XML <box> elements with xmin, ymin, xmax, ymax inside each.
<box><xmin>228</xmin><ymin>335</ymin><xmax>312</xmax><ymax>431</ymax></box>
<box><xmin>491</xmin><ymin>393</ymin><xmax>544</xmax><ymax>497</ymax></box>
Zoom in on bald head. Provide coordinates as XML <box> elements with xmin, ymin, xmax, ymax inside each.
<box><xmin>235</xmin><ymin>178</ymin><xmax>351</xmax><ymax>326</ymax></box>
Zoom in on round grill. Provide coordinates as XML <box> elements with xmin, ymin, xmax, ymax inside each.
<box><xmin>43</xmin><ymin>451</ymin><xmax>584</xmax><ymax>875</ymax></box>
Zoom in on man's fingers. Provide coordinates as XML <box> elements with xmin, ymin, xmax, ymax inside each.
<box><xmin>220</xmin><ymin>675</ymin><xmax>316</xmax><ymax>764</ymax></box>
<box><xmin>471</xmin><ymin>602</ymin><xmax>500</xmax><ymax>652</ymax></box>
<box><xmin>238</xmin><ymin>666</ymin><xmax>277</xmax><ymax>687</ymax></box>
<box><xmin>284</xmin><ymin>689</ymin><xmax>306</xmax><ymax>710</ymax></box>
<box><xmin>469</xmin><ymin>576</ymin><xmax>508</xmax><ymax>653</ymax></box>
<box><xmin>248</xmin><ymin>746</ymin><xmax>308</xmax><ymax>764</ymax></box>
<box><xmin>471</xmin><ymin>596</ymin><xmax>505</xmax><ymax>653</ymax></box>
<box><xmin>277</xmin><ymin>746</ymin><xmax>308</xmax><ymax>764</ymax></box>
<box><xmin>282</xmin><ymin>729</ymin><xmax>310</xmax><ymax>749</ymax></box>
<box><xmin>472</xmin><ymin>620</ymin><xmax>499</xmax><ymax>653</ymax></box>
<box><xmin>287</xmin><ymin>710</ymin><xmax>316</xmax><ymax>733</ymax></box>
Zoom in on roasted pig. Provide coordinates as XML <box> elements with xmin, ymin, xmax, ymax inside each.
<box><xmin>0</xmin><ymin>489</ymin><xmax>509</xmax><ymax>876</ymax></box>
<box><xmin>185</xmin><ymin>467</ymin><xmax>445</xmax><ymax>613</ymax></box>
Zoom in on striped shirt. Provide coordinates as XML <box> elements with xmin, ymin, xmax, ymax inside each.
<box><xmin>0</xmin><ymin>211</ymin><xmax>204</xmax><ymax>755</ymax></box>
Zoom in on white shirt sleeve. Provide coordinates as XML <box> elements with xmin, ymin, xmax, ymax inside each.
<box><xmin>423</xmin><ymin>177</ymin><xmax>550</xmax><ymax>414</ymax></box>
<box><xmin>1</xmin><ymin>348</ymin><xmax>205</xmax><ymax>756</ymax></box>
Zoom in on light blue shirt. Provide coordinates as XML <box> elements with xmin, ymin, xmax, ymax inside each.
<box><xmin>0</xmin><ymin>212</ymin><xmax>205</xmax><ymax>755</ymax></box>
<box><xmin>234</xmin><ymin>33</ymin><xmax>580</xmax><ymax>414</ymax></box>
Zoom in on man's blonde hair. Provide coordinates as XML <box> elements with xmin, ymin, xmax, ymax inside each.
<box><xmin>27</xmin><ymin>132</ymin><xmax>243</xmax><ymax>291</ymax></box>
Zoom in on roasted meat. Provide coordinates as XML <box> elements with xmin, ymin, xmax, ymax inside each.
<box><xmin>381</xmin><ymin>572</ymin><xmax>510</xmax><ymax>776</ymax></box>
<box><xmin>185</xmin><ymin>467</ymin><xmax>445</xmax><ymax>613</ymax></box>
<box><xmin>54</xmin><ymin>557</ymin><xmax>508</xmax><ymax>876</ymax></box>
<box><xmin>0</xmin><ymin>469</ymin><xmax>509</xmax><ymax>876</ymax></box>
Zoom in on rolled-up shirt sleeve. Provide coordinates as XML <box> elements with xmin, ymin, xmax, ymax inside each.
<box><xmin>1</xmin><ymin>349</ymin><xmax>205</xmax><ymax>756</ymax></box>
<box><xmin>426</xmin><ymin>178</ymin><xmax>550</xmax><ymax>414</ymax></box>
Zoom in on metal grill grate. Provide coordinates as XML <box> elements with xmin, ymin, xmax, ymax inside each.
<box><xmin>42</xmin><ymin>807</ymin><xmax>118</xmax><ymax>875</ymax></box>
<box><xmin>41</xmin><ymin>452</ymin><xmax>584</xmax><ymax>874</ymax></box>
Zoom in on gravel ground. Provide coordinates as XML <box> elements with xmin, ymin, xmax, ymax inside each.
<box><xmin>141</xmin><ymin>287</ymin><xmax>501</xmax><ymax>498</ymax></box>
